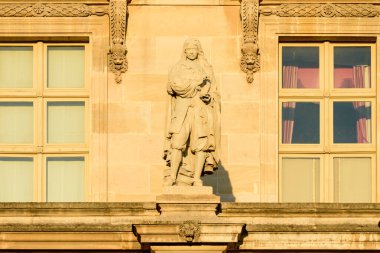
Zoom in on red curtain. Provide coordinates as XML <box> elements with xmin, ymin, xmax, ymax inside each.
<box><xmin>282</xmin><ymin>66</ymin><xmax>298</xmax><ymax>144</ymax></box>
<box><xmin>352</xmin><ymin>65</ymin><xmax>371</xmax><ymax>143</ymax></box>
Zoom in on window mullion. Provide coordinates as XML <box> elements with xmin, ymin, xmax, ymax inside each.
<box><xmin>35</xmin><ymin>153</ymin><xmax>43</xmax><ymax>202</ymax></box>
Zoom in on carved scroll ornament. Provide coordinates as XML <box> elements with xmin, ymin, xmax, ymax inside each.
<box><xmin>179</xmin><ymin>220</ymin><xmax>201</xmax><ymax>242</ymax></box>
<box><xmin>109</xmin><ymin>0</ymin><xmax>128</xmax><ymax>84</ymax></box>
<box><xmin>261</xmin><ymin>4</ymin><xmax>380</xmax><ymax>18</ymax></box>
<box><xmin>0</xmin><ymin>3</ymin><xmax>107</xmax><ymax>17</ymax></box>
<box><xmin>240</xmin><ymin>0</ymin><xmax>260</xmax><ymax>84</ymax></box>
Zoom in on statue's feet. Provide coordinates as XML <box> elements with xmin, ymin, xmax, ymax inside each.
<box><xmin>163</xmin><ymin>177</ymin><xmax>175</xmax><ymax>186</ymax></box>
<box><xmin>193</xmin><ymin>179</ymin><xmax>203</xmax><ymax>186</ymax></box>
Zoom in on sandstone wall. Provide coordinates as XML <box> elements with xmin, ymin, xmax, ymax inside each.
<box><xmin>107</xmin><ymin>3</ymin><xmax>261</xmax><ymax>202</ymax></box>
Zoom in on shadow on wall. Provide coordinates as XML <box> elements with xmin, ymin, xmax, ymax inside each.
<box><xmin>202</xmin><ymin>161</ymin><xmax>235</xmax><ymax>202</ymax></box>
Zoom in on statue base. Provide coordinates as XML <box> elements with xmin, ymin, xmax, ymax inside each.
<box><xmin>157</xmin><ymin>186</ymin><xmax>220</xmax><ymax>218</ymax></box>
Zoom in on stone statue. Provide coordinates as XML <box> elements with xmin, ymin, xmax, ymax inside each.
<box><xmin>163</xmin><ymin>38</ymin><xmax>221</xmax><ymax>187</ymax></box>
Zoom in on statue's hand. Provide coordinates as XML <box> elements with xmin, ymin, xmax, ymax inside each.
<box><xmin>200</xmin><ymin>93</ymin><xmax>211</xmax><ymax>103</ymax></box>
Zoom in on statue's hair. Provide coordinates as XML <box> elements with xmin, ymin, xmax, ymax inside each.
<box><xmin>180</xmin><ymin>38</ymin><xmax>214</xmax><ymax>80</ymax></box>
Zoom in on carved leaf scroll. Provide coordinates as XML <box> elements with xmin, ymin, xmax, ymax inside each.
<box><xmin>240</xmin><ymin>0</ymin><xmax>260</xmax><ymax>84</ymax></box>
<box><xmin>108</xmin><ymin>0</ymin><xmax>128</xmax><ymax>84</ymax></box>
<box><xmin>0</xmin><ymin>3</ymin><xmax>107</xmax><ymax>17</ymax></box>
<box><xmin>261</xmin><ymin>4</ymin><xmax>380</xmax><ymax>18</ymax></box>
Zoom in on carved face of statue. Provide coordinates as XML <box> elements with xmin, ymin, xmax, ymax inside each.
<box><xmin>185</xmin><ymin>47</ymin><xmax>198</xmax><ymax>61</ymax></box>
<box><xmin>182</xmin><ymin>38</ymin><xmax>203</xmax><ymax>62</ymax></box>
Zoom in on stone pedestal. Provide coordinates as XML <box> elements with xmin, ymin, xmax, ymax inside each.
<box><xmin>156</xmin><ymin>186</ymin><xmax>220</xmax><ymax>217</ymax></box>
<box><xmin>132</xmin><ymin>186</ymin><xmax>244</xmax><ymax>252</ymax></box>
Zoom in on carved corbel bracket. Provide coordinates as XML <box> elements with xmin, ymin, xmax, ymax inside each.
<box><xmin>108</xmin><ymin>0</ymin><xmax>128</xmax><ymax>84</ymax></box>
<box><xmin>240</xmin><ymin>0</ymin><xmax>260</xmax><ymax>84</ymax></box>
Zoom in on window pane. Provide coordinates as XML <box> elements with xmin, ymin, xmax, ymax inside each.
<box><xmin>282</xmin><ymin>102</ymin><xmax>320</xmax><ymax>144</ymax></box>
<box><xmin>282</xmin><ymin>47</ymin><xmax>319</xmax><ymax>89</ymax></box>
<box><xmin>281</xmin><ymin>158</ymin><xmax>320</xmax><ymax>202</ymax></box>
<box><xmin>0</xmin><ymin>47</ymin><xmax>33</xmax><ymax>88</ymax></box>
<box><xmin>47</xmin><ymin>101</ymin><xmax>85</xmax><ymax>144</ymax></box>
<box><xmin>47</xmin><ymin>46</ymin><xmax>85</xmax><ymax>88</ymax></box>
<box><xmin>0</xmin><ymin>157</ymin><xmax>33</xmax><ymax>202</ymax></box>
<box><xmin>46</xmin><ymin>157</ymin><xmax>84</xmax><ymax>202</ymax></box>
<box><xmin>334</xmin><ymin>157</ymin><xmax>371</xmax><ymax>203</ymax></box>
<box><xmin>333</xmin><ymin>101</ymin><xmax>371</xmax><ymax>143</ymax></box>
<box><xmin>334</xmin><ymin>46</ymin><xmax>371</xmax><ymax>88</ymax></box>
<box><xmin>0</xmin><ymin>102</ymin><xmax>33</xmax><ymax>144</ymax></box>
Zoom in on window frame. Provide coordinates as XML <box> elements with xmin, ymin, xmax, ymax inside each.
<box><xmin>328</xmin><ymin>153</ymin><xmax>376</xmax><ymax>203</ymax></box>
<box><xmin>279</xmin><ymin>41</ymin><xmax>377</xmax><ymax>203</ymax></box>
<box><xmin>0</xmin><ymin>41</ymin><xmax>89</xmax><ymax>202</ymax></box>
<box><xmin>279</xmin><ymin>153</ymin><xmax>325</xmax><ymax>203</ymax></box>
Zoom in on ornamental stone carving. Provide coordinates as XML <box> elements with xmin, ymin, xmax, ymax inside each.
<box><xmin>0</xmin><ymin>3</ymin><xmax>107</xmax><ymax>17</ymax></box>
<box><xmin>108</xmin><ymin>0</ymin><xmax>128</xmax><ymax>84</ymax></box>
<box><xmin>163</xmin><ymin>38</ymin><xmax>221</xmax><ymax>187</ymax></box>
<box><xmin>240</xmin><ymin>0</ymin><xmax>260</xmax><ymax>84</ymax></box>
<box><xmin>261</xmin><ymin>4</ymin><xmax>380</xmax><ymax>18</ymax></box>
<box><xmin>179</xmin><ymin>220</ymin><xmax>201</xmax><ymax>242</ymax></box>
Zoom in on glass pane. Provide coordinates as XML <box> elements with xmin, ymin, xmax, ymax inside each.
<box><xmin>334</xmin><ymin>46</ymin><xmax>371</xmax><ymax>88</ymax></box>
<box><xmin>47</xmin><ymin>101</ymin><xmax>85</xmax><ymax>144</ymax></box>
<box><xmin>281</xmin><ymin>158</ymin><xmax>320</xmax><ymax>202</ymax></box>
<box><xmin>282</xmin><ymin>102</ymin><xmax>320</xmax><ymax>144</ymax></box>
<box><xmin>333</xmin><ymin>101</ymin><xmax>371</xmax><ymax>143</ymax></box>
<box><xmin>282</xmin><ymin>47</ymin><xmax>319</xmax><ymax>89</ymax></box>
<box><xmin>0</xmin><ymin>102</ymin><xmax>33</xmax><ymax>144</ymax></box>
<box><xmin>0</xmin><ymin>157</ymin><xmax>33</xmax><ymax>202</ymax></box>
<box><xmin>334</xmin><ymin>157</ymin><xmax>371</xmax><ymax>203</ymax></box>
<box><xmin>0</xmin><ymin>47</ymin><xmax>33</xmax><ymax>88</ymax></box>
<box><xmin>46</xmin><ymin>157</ymin><xmax>84</xmax><ymax>202</ymax></box>
<box><xmin>47</xmin><ymin>46</ymin><xmax>85</xmax><ymax>88</ymax></box>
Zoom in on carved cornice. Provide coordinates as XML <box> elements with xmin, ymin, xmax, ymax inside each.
<box><xmin>240</xmin><ymin>0</ymin><xmax>260</xmax><ymax>84</ymax></box>
<box><xmin>0</xmin><ymin>224</ymin><xmax>132</xmax><ymax>232</ymax></box>
<box><xmin>0</xmin><ymin>3</ymin><xmax>108</xmax><ymax>17</ymax></box>
<box><xmin>108</xmin><ymin>0</ymin><xmax>128</xmax><ymax>84</ymax></box>
<box><xmin>261</xmin><ymin>3</ymin><xmax>380</xmax><ymax>18</ymax></box>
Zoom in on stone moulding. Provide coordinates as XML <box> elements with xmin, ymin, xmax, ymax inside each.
<box><xmin>0</xmin><ymin>3</ymin><xmax>108</xmax><ymax>17</ymax></box>
<box><xmin>240</xmin><ymin>0</ymin><xmax>260</xmax><ymax>84</ymax></box>
<box><xmin>0</xmin><ymin>224</ymin><xmax>132</xmax><ymax>232</ymax></box>
<box><xmin>133</xmin><ymin>222</ymin><xmax>245</xmax><ymax>245</ymax></box>
<box><xmin>260</xmin><ymin>3</ymin><xmax>380</xmax><ymax>18</ymax></box>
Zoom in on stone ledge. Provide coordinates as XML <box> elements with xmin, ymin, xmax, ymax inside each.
<box><xmin>0</xmin><ymin>202</ymin><xmax>159</xmax><ymax>216</ymax></box>
<box><xmin>219</xmin><ymin>203</ymin><xmax>380</xmax><ymax>217</ymax></box>
<box><xmin>0</xmin><ymin>224</ymin><xmax>132</xmax><ymax>232</ymax></box>
<box><xmin>247</xmin><ymin>223</ymin><xmax>380</xmax><ymax>232</ymax></box>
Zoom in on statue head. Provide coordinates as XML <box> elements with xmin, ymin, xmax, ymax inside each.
<box><xmin>182</xmin><ymin>38</ymin><xmax>204</xmax><ymax>61</ymax></box>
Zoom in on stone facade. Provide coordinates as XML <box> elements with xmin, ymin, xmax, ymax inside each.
<box><xmin>1</xmin><ymin>201</ymin><xmax>380</xmax><ymax>251</ymax></box>
<box><xmin>1</xmin><ymin>0</ymin><xmax>380</xmax><ymax>251</ymax></box>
